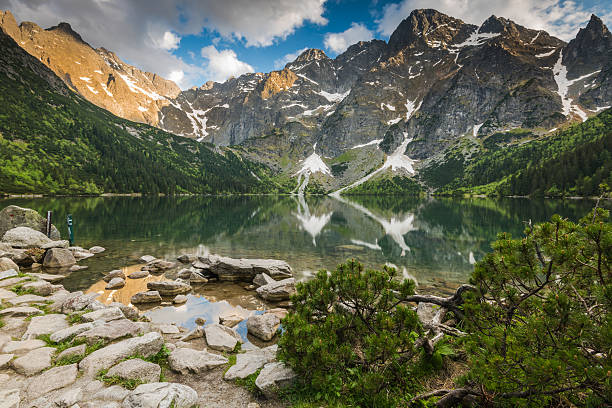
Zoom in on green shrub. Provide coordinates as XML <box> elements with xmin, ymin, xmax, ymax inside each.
<box><xmin>278</xmin><ymin>260</ymin><xmax>423</xmax><ymax>407</ymax></box>
<box><xmin>461</xmin><ymin>207</ymin><xmax>612</xmax><ymax>406</ymax></box>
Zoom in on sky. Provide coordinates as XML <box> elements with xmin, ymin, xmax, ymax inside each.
<box><xmin>1</xmin><ymin>0</ymin><xmax>610</xmax><ymax>89</ymax></box>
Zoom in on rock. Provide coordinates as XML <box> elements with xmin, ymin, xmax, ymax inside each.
<box><xmin>218</xmin><ymin>310</ymin><xmax>245</xmax><ymax>328</ymax></box>
<box><xmin>2</xmin><ymin>339</ymin><xmax>46</xmax><ymax>354</ymax></box>
<box><xmin>0</xmin><ymin>389</ymin><xmax>20</xmax><ymax>408</ymax></box>
<box><xmin>224</xmin><ymin>345</ymin><xmax>278</xmax><ymax>380</ymax></box>
<box><xmin>50</xmin><ymin>322</ymin><xmax>95</xmax><ymax>343</ymax></box>
<box><xmin>55</xmin><ymin>387</ymin><xmax>83</xmax><ymax>407</ymax></box>
<box><xmin>105</xmin><ymin>277</ymin><xmax>126</xmax><ymax>289</ymax></box>
<box><xmin>56</xmin><ymin>343</ymin><xmax>86</xmax><ymax>362</ymax></box>
<box><xmin>168</xmin><ymin>348</ymin><xmax>228</xmax><ymax>374</ymax></box>
<box><xmin>199</xmin><ymin>255</ymin><xmax>293</xmax><ymax>282</ymax></box>
<box><xmin>92</xmin><ymin>384</ymin><xmax>129</xmax><ymax>402</ymax></box>
<box><xmin>81</xmin><ymin>306</ymin><xmax>125</xmax><ymax>322</ymax></box>
<box><xmin>247</xmin><ymin>314</ymin><xmax>281</xmax><ymax>341</ymax></box>
<box><xmin>7</xmin><ymin>293</ymin><xmax>47</xmax><ymax>305</ymax></box>
<box><xmin>12</xmin><ymin>346</ymin><xmax>55</xmax><ymax>375</ymax></box>
<box><xmin>265</xmin><ymin>308</ymin><xmax>289</xmax><ymax>320</ymax></box>
<box><xmin>189</xmin><ymin>271</ymin><xmax>208</xmax><ymax>284</ymax></box>
<box><xmin>22</xmin><ymin>314</ymin><xmax>69</xmax><ymax>340</ymax></box>
<box><xmin>43</xmin><ymin>248</ymin><xmax>77</xmax><ymax>268</ymax></box>
<box><xmin>123</xmin><ymin>382</ymin><xmax>197</xmax><ymax>408</ymax></box>
<box><xmin>256</xmin><ymin>278</ymin><xmax>296</xmax><ymax>301</ymax></box>
<box><xmin>176</xmin><ymin>268</ymin><xmax>192</xmax><ymax>279</ymax></box>
<box><xmin>26</xmin><ymin>363</ymin><xmax>78</xmax><ymax>399</ymax></box>
<box><xmin>0</xmin><ymin>268</ymin><xmax>18</xmax><ymax>280</ymax></box>
<box><xmin>0</xmin><ymin>287</ymin><xmax>16</xmax><ymax>300</ymax></box>
<box><xmin>0</xmin><ymin>205</ymin><xmax>60</xmax><ymax>239</ymax></box>
<box><xmin>178</xmin><ymin>327</ymin><xmax>203</xmax><ymax>342</ymax></box>
<box><xmin>156</xmin><ymin>324</ymin><xmax>179</xmax><ymax>334</ymax></box>
<box><xmin>191</xmin><ymin>259</ymin><xmax>210</xmax><ymax>270</ymax></box>
<box><xmin>247</xmin><ymin>404</ymin><xmax>260</xmax><ymax>408</ymax></box>
<box><xmin>61</xmin><ymin>292</ymin><xmax>99</xmax><ymax>313</ymax></box>
<box><xmin>142</xmin><ymin>259</ymin><xmax>176</xmax><ymax>273</ymax></box>
<box><xmin>2</xmin><ymin>226</ymin><xmax>53</xmax><ymax>248</ymax></box>
<box><xmin>79</xmin><ymin>332</ymin><xmax>163</xmax><ymax>376</ymax></box>
<box><xmin>128</xmin><ymin>270</ymin><xmax>149</xmax><ymax>279</ymax></box>
<box><xmin>107</xmin><ymin>358</ymin><xmax>161</xmax><ymax>383</ymax></box>
<box><xmin>172</xmin><ymin>294</ymin><xmax>187</xmax><ymax>304</ymax></box>
<box><xmin>252</xmin><ymin>273</ymin><xmax>275</xmax><ymax>287</ymax></box>
<box><xmin>109</xmin><ymin>302</ymin><xmax>139</xmax><ymax>320</ymax></box>
<box><xmin>76</xmin><ymin>319</ymin><xmax>141</xmax><ymax>345</ymax></box>
<box><xmin>131</xmin><ymin>291</ymin><xmax>161</xmax><ymax>304</ymax></box>
<box><xmin>138</xmin><ymin>255</ymin><xmax>156</xmax><ymax>263</ymax></box>
<box><xmin>69</xmin><ymin>264</ymin><xmax>89</xmax><ymax>271</ymax></box>
<box><xmin>194</xmin><ymin>317</ymin><xmax>206</xmax><ymax>326</ymax></box>
<box><xmin>89</xmin><ymin>246</ymin><xmax>106</xmax><ymax>254</ymax></box>
<box><xmin>74</xmin><ymin>252</ymin><xmax>95</xmax><ymax>261</ymax></box>
<box><xmin>417</xmin><ymin>302</ymin><xmax>441</xmax><ymax>325</ymax></box>
<box><xmin>40</xmin><ymin>240</ymin><xmax>69</xmax><ymax>249</ymax></box>
<box><xmin>0</xmin><ymin>257</ymin><xmax>19</xmax><ymax>272</ymax></box>
<box><xmin>255</xmin><ymin>362</ymin><xmax>296</xmax><ymax>397</ymax></box>
<box><xmin>204</xmin><ymin>324</ymin><xmax>241</xmax><ymax>352</ymax></box>
<box><xmin>22</xmin><ymin>280</ymin><xmax>54</xmax><ymax>296</ymax></box>
<box><xmin>146</xmin><ymin>280</ymin><xmax>191</xmax><ymax>296</ymax></box>
<box><xmin>103</xmin><ymin>270</ymin><xmax>126</xmax><ymax>282</ymax></box>
<box><xmin>0</xmin><ymin>306</ymin><xmax>42</xmax><ymax>317</ymax></box>
<box><xmin>0</xmin><ymin>353</ymin><xmax>13</xmax><ymax>368</ymax></box>
<box><xmin>177</xmin><ymin>254</ymin><xmax>196</xmax><ymax>264</ymax></box>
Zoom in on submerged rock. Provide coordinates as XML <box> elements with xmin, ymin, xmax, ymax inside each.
<box><xmin>198</xmin><ymin>254</ymin><xmax>292</xmax><ymax>282</ymax></box>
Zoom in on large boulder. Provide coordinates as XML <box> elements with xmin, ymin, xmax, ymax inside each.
<box><xmin>204</xmin><ymin>324</ymin><xmax>241</xmax><ymax>352</ymax></box>
<box><xmin>224</xmin><ymin>345</ymin><xmax>278</xmax><ymax>380</ymax></box>
<box><xmin>167</xmin><ymin>348</ymin><xmax>228</xmax><ymax>374</ymax></box>
<box><xmin>25</xmin><ymin>363</ymin><xmax>78</xmax><ymax>399</ymax></box>
<box><xmin>75</xmin><ymin>319</ymin><xmax>141</xmax><ymax>345</ymax></box>
<box><xmin>201</xmin><ymin>255</ymin><xmax>292</xmax><ymax>282</ymax></box>
<box><xmin>81</xmin><ymin>306</ymin><xmax>125</xmax><ymax>322</ymax></box>
<box><xmin>131</xmin><ymin>291</ymin><xmax>162</xmax><ymax>304</ymax></box>
<box><xmin>21</xmin><ymin>280</ymin><xmax>53</xmax><ymax>296</ymax></box>
<box><xmin>247</xmin><ymin>314</ymin><xmax>281</xmax><ymax>341</ymax></box>
<box><xmin>256</xmin><ymin>278</ymin><xmax>296</xmax><ymax>301</ymax></box>
<box><xmin>106</xmin><ymin>358</ymin><xmax>161</xmax><ymax>383</ymax></box>
<box><xmin>0</xmin><ymin>257</ymin><xmax>19</xmax><ymax>272</ymax></box>
<box><xmin>0</xmin><ymin>205</ymin><xmax>60</xmax><ymax>240</ymax></box>
<box><xmin>146</xmin><ymin>280</ymin><xmax>191</xmax><ymax>296</ymax></box>
<box><xmin>123</xmin><ymin>383</ymin><xmax>198</xmax><ymax>408</ymax></box>
<box><xmin>2</xmin><ymin>226</ymin><xmax>52</xmax><ymax>248</ymax></box>
<box><xmin>11</xmin><ymin>346</ymin><xmax>55</xmax><ymax>376</ymax></box>
<box><xmin>79</xmin><ymin>332</ymin><xmax>163</xmax><ymax>376</ymax></box>
<box><xmin>43</xmin><ymin>248</ymin><xmax>76</xmax><ymax>268</ymax></box>
<box><xmin>255</xmin><ymin>362</ymin><xmax>296</xmax><ymax>397</ymax></box>
<box><xmin>22</xmin><ymin>314</ymin><xmax>69</xmax><ymax>340</ymax></box>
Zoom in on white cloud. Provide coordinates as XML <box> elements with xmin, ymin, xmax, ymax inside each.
<box><xmin>274</xmin><ymin>47</ymin><xmax>308</xmax><ymax>69</ymax></box>
<box><xmin>201</xmin><ymin>45</ymin><xmax>254</xmax><ymax>82</ymax></box>
<box><xmin>168</xmin><ymin>70</ymin><xmax>185</xmax><ymax>84</ymax></box>
<box><xmin>154</xmin><ymin>31</ymin><xmax>181</xmax><ymax>51</ymax></box>
<box><xmin>375</xmin><ymin>0</ymin><xmax>605</xmax><ymax>41</ymax></box>
<box><xmin>0</xmin><ymin>0</ymin><xmax>329</xmax><ymax>88</ymax></box>
<box><xmin>324</xmin><ymin>22</ymin><xmax>374</xmax><ymax>54</ymax></box>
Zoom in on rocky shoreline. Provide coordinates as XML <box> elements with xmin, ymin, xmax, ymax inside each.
<box><xmin>0</xmin><ymin>205</ymin><xmax>298</xmax><ymax>408</ymax></box>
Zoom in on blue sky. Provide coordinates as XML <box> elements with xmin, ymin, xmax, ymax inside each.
<box><xmin>2</xmin><ymin>0</ymin><xmax>611</xmax><ymax>88</ymax></box>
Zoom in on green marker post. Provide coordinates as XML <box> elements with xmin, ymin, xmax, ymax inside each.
<box><xmin>67</xmin><ymin>214</ymin><xmax>74</xmax><ymax>246</ymax></box>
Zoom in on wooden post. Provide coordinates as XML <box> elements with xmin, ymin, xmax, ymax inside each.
<box><xmin>67</xmin><ymin>214</ymin><xmax>74</xmax><ymax>246</ymax></box>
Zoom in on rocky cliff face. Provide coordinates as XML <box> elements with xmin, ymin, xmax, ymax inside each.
<box><xmin>0</xmin><ymin>10</ymin><xmax>180</xmax><ymax>126</ymax></box>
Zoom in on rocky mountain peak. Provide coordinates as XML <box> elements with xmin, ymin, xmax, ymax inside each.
<box><xmin>0</xmin><ymin>10</ymin><xmax>19</xmax><ymax>38</ymax></box>
<box><xmin>584</xmin><ymin>14</ymin><xmax>610</xmax><ymax>37</ymax></box>
<box><xmin>563</xmin><ymin>13</ymin><xmax>611</xmax><ymax>77</ymax></box>
<box><xmin>295</xmin><ymin>48</ymin><xmax>329</xmax><ymax>63</ymax></box>
<box><xmin>260</xmin><ymin>68</ymin><xmax>298</xmax><ymax>99</ymax></box>
<box><xmin>46</xmin><ymin>21</ymin><xmax>86</xmax><ymax>44</ymax></box>
<box><xmin>388</xmin><ymin>8</ymin><xmax>467</xmax><ymax>53</ymax></box>
<box><xmin>478</xmin><ymin>15</ymin><xmax>507</xmax><ymax>33</ymax></box>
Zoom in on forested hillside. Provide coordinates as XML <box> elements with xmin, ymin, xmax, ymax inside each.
<box><xmin>0</xmin><ymin>31</ymin><xmax>289</xmax><ymax>195</ymax></box>
<box><xmin>425</xmin><ymin>108</ymin><xmax>612</xmax><ymax>197</ymax></box>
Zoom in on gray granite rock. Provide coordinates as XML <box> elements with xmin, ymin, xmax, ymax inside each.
<box><xmin>107</xmin><ymin>358</ymin><xmax>161</xmax><ymax>383</ymax></box>
<box><xmin>252</xmin><ymin>273</ymin><xmax>275</xmax><ymax>287</ymax></box>
<box><xmin>131</xmin><ymin>290</ymin><xmax>161</xmax><ymax>304</ymax></box>
<box><xmin>0</xmin><ymin>306</ymin><xmax>42</xmax><ymax>317</ymax></box>
<box><xmin>11</xmin><ymin>346</ymin><xmax>55</xmax><ymax>376</ymax></box>
<box><xmin>2</xmin><ymin>226</ymin><xmax>52</xmax><ymax>248</ymax></box>
<box><xmin>55</xmin><ymin>343</ymin><xmax>86</xmax><ymax>362</ymax></box>
<box><xmin>43</xmin><ymin>248</ymin><xmax>77</xmax><ymax>268</ymax></box>
<box><xmin>122</xmin><ymin>382</ymin><xmax>197</xmax><ymax>408</ymax></box>
<box><xmin>146</xmin><ymin>280</ymin><xmax>191</xmax><ymax>296</ymax></box>
<box><xmin>26</xmin><ymin>363</ymin><xmax>78</xmax><ymax>399</ymax></box>
<box><xmin>167</xmin><ymin>348</ymin><xmax>228</xmax><ymax>374</ymax></box>
<box><xmin>105</xmin><ymin>277</ymin><xmax>126</xmax><ymax>289</ymax></box>
<box><xmin>128</xmin><ymin>270</ymin><xmax>149</xmax><ymax>279</ymax></box>
<box><xmin>103</xmin><ymin>270</ymin><xmax>126</xmax><ymax>282</ymax></box>
<box><xmin>224</xmin><ymin>345</ymin><xmax>278</xmax><ymax>380</ymax></box>
<box><xmin>22</xmin><ymin>313</ymin><xmax>68</xmax><ymax>340</ymax></box>
<box><xmin>247</xmin><ymin>314</ymin><xmax>281</xmax><ymax>341</ymax></box>
<box><xmin>0</xmin><ymin>389</ymin><xmax>20</xmax><ymax>408</ymax></box>
<box><xmin>50</xmin><ymin>322</ymin><xmax>95</xmax><ymax>343</ymax></box>
<box><xmin>204</xmin><ymin>323</ymin><xmax>240</xmax><ymax>352</ymax></box>
<box><xmin>22</xmin><ymin>280</ymin><xmax>54</xmax><ymax>296</ymax></box>
<box><xmin>255</xmin><ymin>362</ymin><xmax>296</xmax><ymax>397</ymax></box>
<box><xmin>75</xmin><ymin>319</ymin><xmax>141</xmax><ymax>345</ymax></box>
<box><xmin>256</xmin><ymin>278</ymin><xmax>296</xmax><ymax>301</ymax></box>
<box><xmin>172</xmin><ymin>294</ymin><xmax>187</xmax><ymax>304</ymax></box>
<box><xmin>79</xmin><ymin>332</ymin><xmax>163</xmax><ymax>376</ymax></box>
<box><xmin>2</xmin><ymin>339</ymin><xmax>46</xmax><ymax>354</ymax></box>
<box><xmin>81</xmin><ymin>307</ymin><xmax>125</xmax><ymax>323</ymax></box>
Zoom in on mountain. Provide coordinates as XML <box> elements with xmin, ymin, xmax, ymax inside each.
<box><xmin>0</xmin><ymin>28</ymin><xmax>287</xmax><ymax>195</ymax></box>
<box><xmin>2</xmin><ymin>8</ymin><xmax>611</xmax><ymax>196</ymax></box>
<box><xmin>0</xmin><ymin>10</ymin><xmax>180</xmax><ymax>126</ymax></box>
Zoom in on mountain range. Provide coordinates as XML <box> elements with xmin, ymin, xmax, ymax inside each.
<box><xmin>0</xmin><ymin>8</ymin><xmax>610</xmax><ymax>196</ymax></box>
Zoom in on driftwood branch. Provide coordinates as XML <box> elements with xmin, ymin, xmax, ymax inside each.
<box><xmin>402</xmin><ymin>284</ymin><xmax>476</xmax><ymax>320</ymax></box>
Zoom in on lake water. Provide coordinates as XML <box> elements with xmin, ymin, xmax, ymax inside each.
<box><xmin>1</xmin><ymin>195</ymin><xmax>600</xmax><ymax>343</ymax></box>
<box><xmin>2</xmin><ymin>195</ymin><xmax>599</xmax><ymax>293</ymax></box>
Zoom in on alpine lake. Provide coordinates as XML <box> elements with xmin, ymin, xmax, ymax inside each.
<box><xmin>1</xmin><ymin>195</ymin><xmax>603</xmax><ymax>346</ymax></box>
